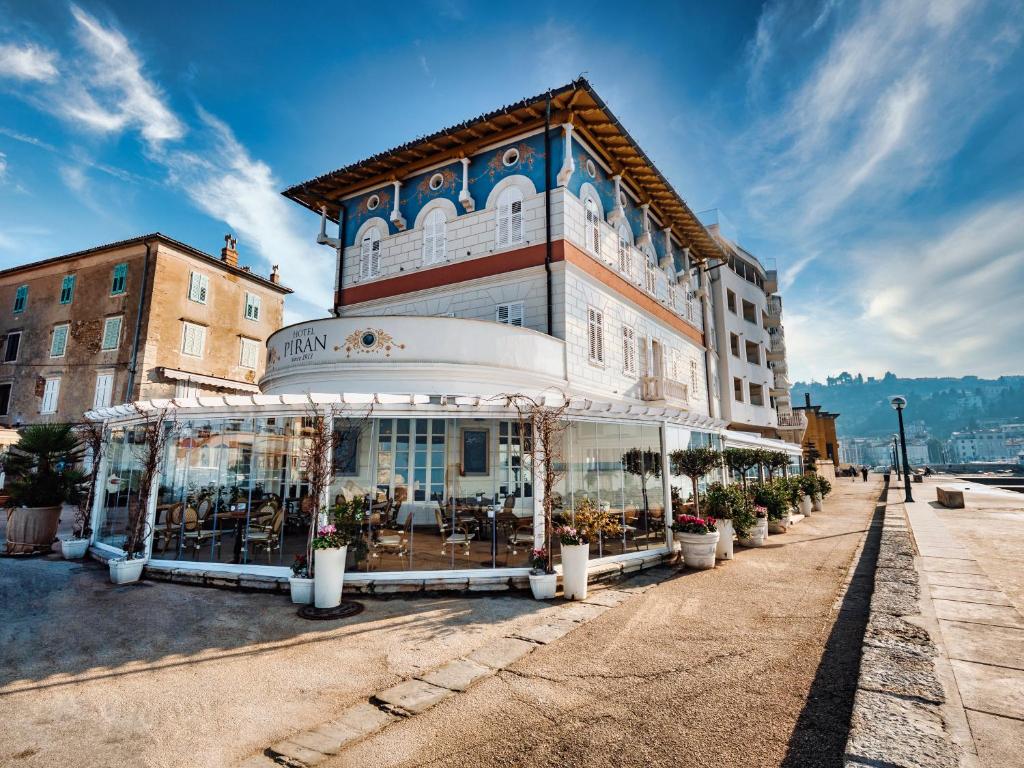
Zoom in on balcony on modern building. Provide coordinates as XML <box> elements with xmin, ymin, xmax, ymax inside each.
<box><xmin>771</xmin><ymin>370</ymin><xmax>791</xmax><ymax>396</ymax></box>
<box><xmin>765</xmin><ymin>269</ymin><xmax>778</xmax><ymax>295</ymax></box>
<box><xmin>776</xmin><ymin>409</ymin><xmax>808</xmax><ymax>443</ymax></box>
<box><xmin>640</xmin><ymin>375</ymin><xmax>690</xmax><ymax>409</ymax></box>
<box><xmin>261</xmin><ymin>315</ymin><xmax>568</xmax><ymax>397</ymax></box>
<box><xmin>765</xmin><ymin>295</ymin><xmax>783</xmax><ymax>327</ymax></box>
<box><xmin>767</xmin><ymin>328</ymin><xmax>786</xmax><ymax>360</ymax></box>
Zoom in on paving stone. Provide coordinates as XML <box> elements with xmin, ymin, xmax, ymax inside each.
<box><xmin>859</xmin><ymin>645</ymin><xmax>946</xmax><ymax>704</ymax></box>
<box><xmin>421</xmin><ymin>578</ymin><xmax>469</xmax><ymax>592</ymax></box>
<box><xmin>937</xmin><ymin>619</ymin><xmax>1024</xmax><ymax>669</ymax></box>
<box><xmin>168</xmin><ymin>568</ymin><xmax>206</xmax><ymax>585</ymax></box>
<box><xmin>582</xmin><ymin>589</ymin><xmax>632</xmax><ymax>607</ymax></box>
<box><xmin>324</xmin><ymin>702</ymin><xmax>394</xmax><ymax>740</ymax></box>
<box><xmin>932</xmin><ymin>599</ymin><xmax>1024</xmax><ymax>629</ymax></box>
<box><xmin>237</xmin><ymin>754</ymin><xmax>279</xmax><ymax>768</ymax></box>
<box><xmin>239</xmin><ymin>575</ymin><xmax>284</xmax><ymax>591</ymax></box>
<box><xmin>466</xmin><ymin>636</ymin><xmax>536</xmax><ymax>669</ymax></box>
<box><xmin>373</xmin><ymin>679</ymin><xmax>454</xmax><ymax>715</ymax></box>
<box><xmin>557</xmin><ymin>602</ymin><xmax>609</xmax><ymax>623</ymax></box>
<box><xmin>514</xmin><ymin>620</ymin><xmax>577</xmax><ymax>645</ymax></box>
<box><xmin>417</xmin><ymin>658</ymin><xmax>492</xmax><ymax>692</ymax></box>
<box><xmin>289</xmin><ymin>728</ymin><xmax>347</xmax><ymax>756</ymax></box>
<box><xmin>621</xmin><ymin>559</ymin><xmax>644</xmax><ymax>574</ymax></box>
<box><xmin>270</xmin><ymin>738</ymin><xmax>328</xmax><ymax>766</ymax></box>
<box><xmin>372</xmin><ymin>581</ymin><xmax>424</xmax><ymax>594</ymax></box>
<box><xmin>924</xmin><ymin>572</ymin><xmax>994</xmax><ymax>591</ymax></box>
<box><xmin>467</xmin><ymin>576</ymin><xmax>510</xmax><ymax>592</ymax></box>
<box><xmin>846</xmin><ymin>690</ymin><xmax>961</xmax><ymax>768</ymax></box>
<box><xmin>919</xmin><ymin>557</ymin><xmax>984</xmax><ymax>575</ymax></box>
<box><xmin>950</xmin><ymin>658</ymin><xmax>1024</xmax><ymax>719</ymax></box>
<box><xmin>928</xmin><ymin>584</ymin><xmax>1012</xmax><ymax>606</ymax></box>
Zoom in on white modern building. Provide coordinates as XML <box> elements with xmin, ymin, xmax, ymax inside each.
<box><xmin>84</xmin><ymin>81</ymin><xmax>802</xmax><ymax>592</ymax></box>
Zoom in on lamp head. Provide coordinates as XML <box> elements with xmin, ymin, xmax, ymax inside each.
<box><xmin>890</xmin><ymin>395</ymin><xmax>907</xmax><ymax>411</ymax></box>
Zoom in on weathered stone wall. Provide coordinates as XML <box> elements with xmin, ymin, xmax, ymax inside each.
<box><xmin>844</xmin><ymin>490</ymin><xmax>962</xmax><ymax>768</ymax></box>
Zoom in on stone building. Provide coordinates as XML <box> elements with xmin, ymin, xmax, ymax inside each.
<box><xmin>0</xmin><ymin>233</ymin><xmax>290</xmax><ymax>426</ymax></box>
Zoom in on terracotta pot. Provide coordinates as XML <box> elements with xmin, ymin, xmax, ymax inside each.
<box><xmin>4</xmin><ymin>505</ymin><xmax>62</xmax><ymax>555</ymax></box>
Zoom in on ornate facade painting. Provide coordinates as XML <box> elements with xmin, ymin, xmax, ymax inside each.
<box><xmin>339</xmin><ymin>328</ymin><xmax>406</xmax><ymax>358</ymax></box>
<box><xmin>473</xmin><ymin>142</ymin><xmax>540</xmax><ymax>183</ymax></box>
<box><xmin>412</xmin><ymin>166</ymin><xmax>459</xmax><ymax>205</ymax></box>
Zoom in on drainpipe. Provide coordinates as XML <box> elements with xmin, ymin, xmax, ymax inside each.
<box><xmin>698</xmin><ymin>262</ymin><xmax>718</xmax><ymax>420</ymax></box>
<box><xmin>125</xmin><ymin>240</ymin><xmax>152</xmax><ymax>402</ymax></box>
<box><xmin>544</xmin><ymin>91</ymin><xmax>553</xmax><ymax>336</ymax></box>
<box><xmin>336</xmin><ymin>206</ymin><xmax>346</xmax><ymax>316</ymax></box>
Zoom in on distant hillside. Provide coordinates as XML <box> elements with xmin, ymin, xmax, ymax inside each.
<box><xmin>790</xmin><ymin>373</ymin><xmax>1024</xmax><ymax>439</ymax></box>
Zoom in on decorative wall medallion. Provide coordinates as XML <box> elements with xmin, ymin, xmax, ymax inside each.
<box><xmin>341</xmin><ymin>328</ymin><xmax>406</xmax><ymax>358</ymax></box>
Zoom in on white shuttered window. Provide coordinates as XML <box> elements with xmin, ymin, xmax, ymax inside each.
<box><xmin>239</xmin><ymin>337</ymin><xmax>259</xmax><ymax>369</ymax></box>
<box><xmin>93</xmin><ymin>373</ymin><xmax>114</xmax><ymax>409</ymax></box>
<box><xmin>617</xmin><ymin>224</ymin><xmax>631</xmax><ymax>276</ymax></box>
<box><xmin>181</xmin><ymin>321</ymin><xmax>206</xmax><ymax>357</ymax></box>
<box><xmin>422</xmin><ymin>209</ymin><xmax>447</xmax><ymax>265</ymax></box>
<box><xmin>584</xmin><ymin>197</ymin><xmax>601</xmax><ymax>256</ymax></box>
<box><xmin>496</xmin><ymin>186</ymin><xmax>524</xmax><ymax>248</ymax></box>
<box><xmin>496</xmin><ymin>301</ymin><xmax>524</xmax><ymax>327</ymax></box>
<box><xmin>622</xmin><ymin>326</ymin><xmax>637</xmax><ymax>375</ymax></box>
<box><xmin>41</xmin><ymin>377</ymin><xmax>60</xmax><ymax>414</ymax></box>
<box><xmin>587</xmin><ymin>307</ymin><xmax>604</xmax><ymax>364</ymax></box>
<box><xmin>359</xmin><ymin>227</ymin><xmax>382</xmax><ymax>279</ymax></box>
<box><xmin>188</xmin><ymin>272</ymin><xmax>209</xmax><ymax>304</ymax></box>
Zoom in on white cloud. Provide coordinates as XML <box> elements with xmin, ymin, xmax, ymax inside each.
<box><xmin>0</xmin><ymin>42</ymin><xmax>59</xmax><ymax>82</ymax></box>
<box><xmin>0</xmin><ymin>151</ymin><xmax>7</xmax><ymax>182</ymax></box>
<box><xmin>59</xmin><ymin>164</ymin><xmax>87</xmax><ymax>192</ymax></box>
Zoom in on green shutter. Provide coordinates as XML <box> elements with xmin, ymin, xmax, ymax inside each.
<box><xmin>13</xmin><ymin>285</ymin><xmax>27</xmax><ymax>313</ymax></box>
<box><xmin>59</xmin><ymin>275</ymin><xmax>76</xmax><ymax>304</ymax></box>
<box><xmin>111</xmin><ymin>263</ymin><xmax>127</xmax><ymax>295</ymax></box>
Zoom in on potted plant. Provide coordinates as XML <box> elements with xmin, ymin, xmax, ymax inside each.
<box><xmin>702</xmin><ymin>481</ymin><xmax>755</xmax><ymax>560</ymax></box>
<box><xmin>62</xmin><ymin>422</ymin><xmax>105</xmax><ymax>559</ymax></box>
<box><xmin>3</xmin><ymin>424</ymin><xmax>85</xmax><ymax>556</ymax></box>
<box><xmin>813</xmin><ymin>476</ymin><xmax>832</xmax><ymax>511</ymax></box>
<box><xmin>798</xmin><ymin>475</ymin><xmax>817</xmax><ymax>516</ymax></box>
<box><xmin>528</xmin><ymin>547</ymin><xmax>556</xmax><ymax>599</ymax></box>
<box><xmin>312</xmin><ymin>497</ymin><xmax>365</xmax><ymax>609</ymax></box>
<box><xmin>289</xmin><ymin>554</ymin><xmax>313</xmax><ymax>604</ymax></box>
<box><xmin>109</xmin><ymin>407</ymin><xmax>175</xmax><ymax>584</ymax></box>
<box><xmin>759</xmin><ymin>479</ymin><xmax>791</xmax><ymax>534</ymax></box>
<box><xmin>555</xmin><ymin>496</ymin><xmax>621</xmax><ymax>601</ymax></box>
<box><xmin>671</xmin><ymin>514</ymin><xmax>719</xmax><ymax>569</ymax></box>
<box><xmin>739</xmin><ymin>503</ymin><xmax>769</xmax><ymax>547</ymax></box>
<box><xmin>668</xmin><ymin>446</ymin><xmax>723</xmax><ymax>519</ymax></box>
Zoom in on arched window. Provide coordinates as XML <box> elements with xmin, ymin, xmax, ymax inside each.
<box><xmin>495</xmin><ymin>186</ymin><xmax>524</xmax><ymax>248</ymax></box>
<box><xmin>359</xmin><ymin>227</ymin><xmax>381</xmax><ymax>279</ymax></box>
<box><xmin>584</xmin><ymin>196</ymin><xmax>601</xmax><ymax>256</ymax></box>
<box><xmin>616</xmin><ymin>223</ymin><xmax>632</xmax><ymax>276</ymax></box>
<box><xmin>422</xmin><ymin>208</ymin><xmax>447</xmax><ymax>265</ymax></box>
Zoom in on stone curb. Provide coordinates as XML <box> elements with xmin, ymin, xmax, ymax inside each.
<box><xmin>844</xmin><ymin>487</ymin><xmax>962</xmax><ymax>768</ymax></box>
<box><xmin>249</xmin><ymin>567</ymin><xmax>673</xmax><ymax>767</ymax></box>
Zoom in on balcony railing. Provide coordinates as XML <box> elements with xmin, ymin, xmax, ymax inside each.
<box><xmin>640</xmin><ymin>375</ymin><xmax>689</xmax><ymax>404</ymax></box>
<box><xmin>777</xmin><ymin>412</ymin><xmax>807</xmax><ymax>428</ymax></box>
<box><xmin>767</xmin><ymin>295</ymin><xmax>783</xmax><ymax>316</ymax></box>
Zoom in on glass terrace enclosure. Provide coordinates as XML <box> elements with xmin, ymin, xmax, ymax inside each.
<box><xmin>89</xmin><ymin>396</ymin><xmax>726</xmax><ymax>577</ymax></box>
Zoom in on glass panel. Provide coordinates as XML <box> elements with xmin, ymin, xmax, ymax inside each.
<box><xmin>596</xmin><ymin>422</ymin><xmax>625</xmax><ymax>558</ymax></box>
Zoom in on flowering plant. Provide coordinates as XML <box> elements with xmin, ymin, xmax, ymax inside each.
<box><xmin>671</xmin><ymin>514</ymin><xmax>717</xmax><ymax>535</ymax></box>
<box><xmin>290</xmin><ymin>554</ymin><xmax>309</xmax><ymax>578</ymax></box>
<box><xmin>554</xmin><ymin>497</ymin><xmax>622</xmax><ymax>545</ymax></box>
<box><xmin>311</xmin><ymin>523</ymin><xmax>345</xmax><ymax>550</ymax></box>
<box><xmin>753</xmin><ymin>504</ymin><xmax>768</xmax><ymax>519</ymax></box>
<box><xmin>529</xmin><ymin>547</ymin><xmax>548</xmax><ymax>573</ymax></box>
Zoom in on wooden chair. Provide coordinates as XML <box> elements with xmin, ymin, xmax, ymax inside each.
<box><xmin>435</xmin><ymin>507</ymin><xmax>474</xmax><ymax>555</ymax></box>
<box><xmin>157</xmin><ymin>503</ymin><xmax>183</xmax><ymax>553</ymax></box>
<box><xmin>247</xmin><ymin>507</ymin><xmax>284</xmax><ymax>563</ymax></box>
<box><xmin>373</xmin><ymin>513</ymin><xmax>413</xmax><ymax>563</ymax></box>
<box><xmin>506</xmin><ymin>517</ymin><xmax>535</xmax><ymax>555</ymax></box>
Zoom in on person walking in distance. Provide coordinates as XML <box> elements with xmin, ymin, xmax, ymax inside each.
<box><xmin>861</xmin><ymin>466</ymin><xmax>868</xmax><ymax>482</ymax></box>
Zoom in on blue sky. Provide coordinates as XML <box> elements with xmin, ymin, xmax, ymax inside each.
<box><xmin>1</xmin><ymin>0</ymin><xmax>1022</xmax><ymax>382</ymax></box>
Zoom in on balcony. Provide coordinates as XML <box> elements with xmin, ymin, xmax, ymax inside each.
<box><xmin>640</xmin><ymin>375</ymin><xmax>690</xmax><ymax>407</ymax></box>
<box><xmin>765</xmin><ymin>269</ymin><xmax>778</xmax><ymax>294</ymax></box>
<box><xmin>777</xmin><ymin>411</ymin><xmax>807</xmax><ymax>429</ymax></box>
<box><xmin>765</xmin><ymin>295</ymin><xmax>782</xmax><ymax>327</ymax></box>
<box><xmin>767</xmin><ymin>332</ymin><xmax>786</xmax><ymax>360</ymax></box>
<box><xmin>771</xmin><ymin>371</ymin><xmax>791</xmax><ymax>395</ymax></box>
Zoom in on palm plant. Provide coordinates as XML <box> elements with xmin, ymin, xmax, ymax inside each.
<box><xmin>3</xmin><ymin>424</ymin><xmax>85</xmax><ymax>508</ymax></box>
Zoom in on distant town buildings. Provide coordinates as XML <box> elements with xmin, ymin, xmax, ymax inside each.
<box><xmin>949</xmin><ymin>425</ymin><xmax>1024</xmax><ymax>463</ymax></box>
<box><xmin>0</xmin><ymin>234</ymin><xmax>290</xmax><ymax>426</ymax></box>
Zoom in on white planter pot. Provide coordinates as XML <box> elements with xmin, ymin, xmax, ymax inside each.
<box><xmin>713</xmin><ymin>518</ymin><xmax>734</xmax><ymax>560</ymax></box>
<box><xmin>289</xmin><ymin>577</ymin><xmax>314</xmax><ymax>604</ymax></box>
<box><xmin>740</xmin><ymin>517</ymin><xmax>768</xmax><ymax>547</ymax></box>
<box><xmin>561</xmin><ymin>543</ymin><xmax>590</xmax><ymax>601</ymax></box>
<box><xmin>768</xmin><ymin>517</ymin><xmax>788</xmax><ymax>535</ymax></box>
<box><xmin>529</xmin><ymin>572</ymin><xmax>557</xmax><ymax>600</ymax></box>
<box><xmin>800</xmin><ymin>495</ymin><xmax>813</xmax><ymax>516</ymax></box>
<box><xmin>314</xmin><ymin>546</ymin><xmax>346</xmax><ymax>608</ymax></box>
<box><xmin>677</xmin><ymin>530</ymin><xmax>720</xmax><ymax>570</ymax></box>
<box><xmin>61</xmin><ymin>537</ymin><xmax>90</xmax><ymax>559</ymax></box>
<box><xmin>109</xmin><ymin>558</ymin><xmax>145</xmax><ymax>584</ymax></box>
<box><xmin>812</xmin><ymin>494</ymin><xmax>823</xmax><ymax>512</ymax></box>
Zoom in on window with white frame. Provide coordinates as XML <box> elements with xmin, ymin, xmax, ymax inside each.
<box><xmin>93</xmin><ymin>373</ymin><xmax>114</xmax><ymax>409</ymax></box>
<box><xmin>175</xmin><ymin>380</ymin><xmax>199</xmax><ymax>399</ymax></box>
<box><xmin>101</xmin><ymin>316</ymin><xmax>122</xmax><ymax>351</ymax></box>
<box><xmin>496</xmin><ymin>301</ymin><xmax>524</xmax><ymax>327</ymax></box>
<box><xmin>587</xmin><ymin>307</ymin><xmax>604</xmax><ymax>364</ymax></box>
<box><xmin>495</xmin><ymin>186</ymin><xmax>524</xmax><ymax>248</ymax></box>
<box><xmin>244</xmin><ymin>292</ymin><xmax>261</xmax><ymax>321</ymax></box>
<box><xmin>422</xmin><ymin>208</ymin><xmax>447</xmax><ymax>265</ymax></box>
<box><xmin>239</xmin><ymin>337</ymin><xmax>259</xmax><ymax>369</ymax></box>
<box><xmin>41</xmin><ymin>377</ymin><xmax>60</xmax><ymax>414</ymax></box>
<box><xmin>584</xmin><ymin>196</ymin><xmax>601</xmax><ymax>256</ymax></box>
<box><xmin>188</xmin><ymin>271</ymin><xmax>209</xmax><ymax>304</ymax></box>
<box><xmin>181</xmin><ymin>321</ymin><xmax>206</xmax><ymax>357</ymax></box>
<box><xmin>359</xmin><ymin>227</ymin><xmax>382</xmax><ymax>279</ymax></box>
<box><xmin>50</xmin><ymin>324</ymin><xmax>69</xmax><ymax>358</ymax></box>
<box><xmin>617</xmin><ymin>223</ymin><xmax>632</xmax><ymax>276</ymax></box>
<box><xmin>622</xmin><ymin>326</ymin><xmax>637</xmax><ymax>375</ymax></box>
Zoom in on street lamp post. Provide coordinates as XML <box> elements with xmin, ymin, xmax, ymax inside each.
<box><xmin>890</xmin><ymin>397</ymin><xmax>914</xmax><ymax>503</ymax></box>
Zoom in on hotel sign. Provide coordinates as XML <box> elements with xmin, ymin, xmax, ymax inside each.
<box><xmin>265</xmin><ymin>320</ymin><xmax>406</xmax><ymax>376</ymax></box>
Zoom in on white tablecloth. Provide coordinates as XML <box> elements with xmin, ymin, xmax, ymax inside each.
<box><xmin>395</xmin><ymin>501</ymin><xmax>443</xmax><ymax>526</ymax></box>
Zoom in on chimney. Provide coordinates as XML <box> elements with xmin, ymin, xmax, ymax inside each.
<box><xmin>805</xmin><ymin>392</ymin><xmax>812</xmax><ymax>408</ymax></box>
<box><xmin>270</xmin><ymin>264</ymin><xmax>281</xmax><ymax>285</ymax></box>
<box><xmin>220</xmin><ymin>234</ymin><xmax>238</xmax><ymax>267</ymax></box>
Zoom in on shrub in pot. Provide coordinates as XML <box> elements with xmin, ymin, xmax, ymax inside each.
<box><xmin>739</xmin><ymin>504</ymin><xmax>769</xmax><ymax>547</ymax></box>
<box><xmin>703</xmin><ymin>481</ymin><xmax>755</xmax><ymax>560</ymax></box>
<box><xmin>798</xmin><ymin>475</ymin><xmax>818</xmax><ymax>516</ymax></box>
<box><xmin>289</xmin><ymin>554</ymin><xmax>313</xmax><ymax>604</ymax></box>
<box><xmin>555</xmin><ymin>497</ymin><xmax>621</xmax><ymax>601</ymax></box>
<box><xmin>668</xmin><ymin>446</ymin><xmax>723</xmax><ymax>520</ymax></box>
<box><xmin>3</xmin><ymin>424</ymin><xmax>85</xmax><ymax>556</ymax></box>
<box><xmin>528</xmin><ymin>547</ymin><xmax>557</xmax><ymax>600</ymax></box>
<box><xmin>814</xmin><ymin>476</ymin><xmax>832</xmax><ymax>511</ymax></box>
<box><xmin>672</xmin><ymin>514</ymin><xmax>719</xmax><ymax>569</ymax></box>
<box><xmin>753</xmin><ymin>480</ymin><xmax>790</xmax><ymax>535</ymax></box>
